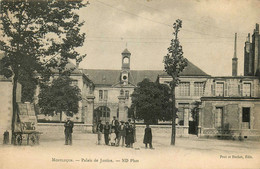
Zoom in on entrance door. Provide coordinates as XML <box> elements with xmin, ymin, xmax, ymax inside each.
<box><xmin>94</xmin><ymin>106</ymin><xmax>110</xmax><ymax>124</ymax></box>
<box><xmin>215</xmin><ymin>107</ymin><xmax>224</xmax><ymax>129</ymax></box>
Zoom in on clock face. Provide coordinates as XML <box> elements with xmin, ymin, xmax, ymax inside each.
<box><xmin>123</xmin><ymin>75</ymin><xmax>127</xmax><ymax>80</ymax></box>
<box><xmin>123</xmin><ymin>57</ymin><xmax>129</xmax><ymax>64</ymax></box>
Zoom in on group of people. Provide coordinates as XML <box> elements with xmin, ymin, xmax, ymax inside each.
<box><xmin>97</xmin><ymin>116</ymin><xmax>136</xmax><ymax>148</ymax></box>
<box><xmin>96</xmin><ymin>116</ymin><xmax>153</xmax><ymax>149</ymax></box>
<box><xmin>64</xmin><ymin>116</ymin><xmax>153</xmax><ymax>149</ymax></box>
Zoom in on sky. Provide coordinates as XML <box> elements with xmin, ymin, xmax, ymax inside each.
<box><xmin>75</xmin><ymin>0</ymin><xmax>260</xmax><ymax>76</ymax></box>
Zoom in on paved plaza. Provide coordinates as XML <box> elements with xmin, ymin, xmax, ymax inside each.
<box><xmin>0</xmin><ymin>130</ymin><xmax>260</xmax><ymax>169</ymax></box>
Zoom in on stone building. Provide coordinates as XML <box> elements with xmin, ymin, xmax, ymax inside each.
<box><xmin>199</xmin><ymin>76</ymin><xmax>260</xmax><ymax>140</ymax></box>
<box><xmin>157</xmin><ymin>63</ymin><xmax>209</xmax><ymax>135</ymax></box>
<box><xmin>82</xmin><ymin>48</ymin><xmax>209</xmax><ymax>134</ymax></box>
<box><xmin>35</xmin><ymin>62</ymin><xmax>94</xmax><ymax>123</ymax></box>
<box><xmin>0</xmin><ymin>53</ymin><xmax>22</xmax><ymax>141</ymax></box>
<box><xmin>82</xmin><ymin>49</ymin><xmax>163</xmax><ymax>127</ymax></box>
<box><xmin>1</xmin><ymin>24</ymin><xmax>260</xmax><ymax>139</ymax></box>
<box><xmin>198</xmin><ymin>24</ymin><xmax>260</xmax><ymax>140</ymax></box>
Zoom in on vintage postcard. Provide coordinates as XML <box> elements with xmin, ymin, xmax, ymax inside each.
<box><xmin>0</xmin><ymin>0</ymin><xmax>260</xmax><ymax>169</ymax></box>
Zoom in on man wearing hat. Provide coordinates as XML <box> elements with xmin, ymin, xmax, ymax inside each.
<box><xmin>128</xmin><ymin>119</ymin><xmax>136</xmax><ymax>142</ymax></box>
<box><xmin>125</xmin><ymin>121</ymin><xmax>134</xmax><ymax>148</ymax></box>
<box><xmin>64</xmin><ymin>117</ymin><xmax>74</xmax><ymax>145</ymax></box>
<box><xmin>96</xmin><ymin>120</ymin><xmax>103</xmax><ymax>145</ymax></box>
<box><xmin>117</xmin><ymin>120</ymin><xmax>126</xmax><ymax>147</ymax></box>
<box><xmin>111</xmin><ymin>116</ymin><xmax>119</xmax><ymax>138</ymax></box>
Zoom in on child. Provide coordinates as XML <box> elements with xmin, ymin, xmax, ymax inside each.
<box><xmin>143</xmin><ymin>124</ymin><xmax>153</xmax><ymax>149</ymax></box>
<box><xmin>110</xmin><ymin>128</ymin><xmax>117</xmax><ymax>146</ymax></box>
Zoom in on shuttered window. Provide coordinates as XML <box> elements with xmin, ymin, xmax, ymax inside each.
<box><xmin>99</xmin><ymin>90</ymin><xmax>103</xmax><ymax>101</ymax></box>
<box><xmin>179</xmin><ymin>82</ymin><xmax>190</xmax><ymax>96</ymax></box>
<box><xmin>215</xmin><ymin>82</ymin><xmax>224</xmax><ymax>96</ymax></box>
<box><xmin>194</xmin><ymin>82</ymin><xmax>204</xmax><ymax>96</ymax></box>
<box><xmin>243</xmin><ymin>83</ymin><xmax>251</xmax><ymax>97</ymax></box>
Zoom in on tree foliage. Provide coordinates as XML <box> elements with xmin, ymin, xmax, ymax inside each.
<box><xmin>130</xmin><ymin>78</ymin><xmax>171</xmax><ymax>124</ymax></box>
<box><xmin>38</xmin><ymin>75</ymin><xmax>82</xmax><ymax>118</ymax></box>
<box><xmin>163</xmin><ymin>19</ymin><xmax>187</xmax><ymax>86</ymax></box>
<box><xmin>0</xmin><ymin>0</ymin><xmax>87</xmax><ymax>141</ymax></box>
<box><xmin>163</xmin><ymin>19</ymin><xmax>188</xmax><ymax>145</ymax></box>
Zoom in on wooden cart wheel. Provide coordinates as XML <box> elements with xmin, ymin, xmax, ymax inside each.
<box><xmin>16</xmin><ymin>134</ymin><xmax>22</xmax><ymax>145</ymax></box>
<box><xmin>30</xmin><ymin>134</ymin><xmax>37</xmax><ymax>145</ymax></box>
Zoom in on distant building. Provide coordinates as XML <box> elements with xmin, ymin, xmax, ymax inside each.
<box><xmin>35</xmin><ymin>62</ymin><xmax>94</xmax><ymax>124</ymax></box>
<box><xmin>199</xmin><ymin>76</ymin><xmax>260</xmax><ymax>140</ymax></box>
<box><xmin>0</xmin><ymin>53</ymin><xmax>22</xmax><ymax>141</ymax></box>
<box><xmin>1</xmin><ymin>24</ymin><xmax>260</xmax><ymax>140</ymax></box>
<box><xmin>198</xmin><ymin>24</ymin><xmax>260</xmax><ymax>140</ymax></box>
<box><xmin>244</xmin><ymin>23</ymin><xmax>260</xmax><ymax>77</ymax></box>
<box><xmin>81</xmin><ymin>48</ymin><xmax>209</xmax><ymax>134</ymax></box>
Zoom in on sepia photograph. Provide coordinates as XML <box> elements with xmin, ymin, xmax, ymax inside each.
<box><xmin>0</xmin><ymin>0</ymin><xmax>260</xmax><ymax>169</ymax></box>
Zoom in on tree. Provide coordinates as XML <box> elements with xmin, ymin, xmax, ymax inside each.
<box><xmin>38</xmin><ymin>75</ymin><xmax>82</xmax><ymax>121</ymax></box>
<box><xmin>163</xmin><ymin>19</ymin><xmax>188</xmax><ymax>145</ymax></box>
<box><xmin>130</xmin><ymin>78</ymin><xmax>171</xmax><ymax>124</ymax></box>
<box><xmin>0</xmin><ymin>0</ymin><xmax>87</xmax><ymax>143</ymax></box>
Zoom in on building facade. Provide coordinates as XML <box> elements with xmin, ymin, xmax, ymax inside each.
<box><xmin>1</xmin><ymin>24</ymin><xmax>260</xmax><ymax>139</ymax></box>
<box><xmin>199</xmin><ymin>76</ymin><xmax>260</xmax><ymax>140</ymax></box>
<box><xmin>198</xmin><ymin>24</ymin><xmax>260</xmax><ymax>140</ymax></box>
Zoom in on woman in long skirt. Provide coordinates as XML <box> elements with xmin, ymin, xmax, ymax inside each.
<box><xmin>125</xmin><ymin>122</ymin><xmax>134</xmax><ymax>148</ymax></box>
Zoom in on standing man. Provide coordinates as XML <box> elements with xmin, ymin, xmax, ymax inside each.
<box><xmin>64</xmin><ymin>117</ymin><xmax>74</xmax><ymax>145</ymax></box>
<box><xmin>143</xmin><ymin>124</ymin><xmax>153</xmax><ymax>149</ymax></box>
<box><xmin>103</xmin><ymin>121</ymin><xmax>111</xmax><ymax>145</ymax></box>
<box><xmin>111</xmin><ymin>116</ymin><xmax>119</xmax><ymax>139</ymax></box>
<box><xmin>128</xmin><ymin>119</ymin><xmax>136</xmax><ymax>142</ymax></box>
<box><xmin>96</xmin><ymin>120</ymin><xmax>103</xmax><ymax>145</ymax></box>
<box><xmin>125</xmin><ymin>122</ymin><xmax>134</xmax><ymax>148</ymax></box>
<box><xmin>117</xmin><ymin>121</ymin><xmax>126</xmax><ymax>147</ymax></box>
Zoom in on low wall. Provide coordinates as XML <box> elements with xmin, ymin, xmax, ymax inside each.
<box><xmin>37</xmin><ymin>123</ymin><xmax>93</xmax><ymax>134</ymax></box>
<box><xmin>135</xmin><ymin>125</ymin><xmax>189</xmax><ymax>137</ymax></box>
<box><xmin>199</xmin><ymin>128</ymin><xmax>260</xmax><ymax>141</ymax></box>
<box><xmin>37</xmin><ymin>123</ymin><xmax>189</xmax><ymax>137</ymax></box>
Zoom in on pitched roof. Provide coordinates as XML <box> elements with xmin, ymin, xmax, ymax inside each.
<box><xmin>82</xmin><ymin>69</ymin><xmax>163</xmax><ymax>86</ymax></box>
<box><xmin>82</xmin><ymin>60</ymin><xmax>209</xmax><ymax>86</ymax></box>
<box><xmin>160</xmin><ymin>60</ymin><xmax>209</xmax><ymax>77</ymax></box>
<box><xmin>122</xmin><ymin>48</ymin><xmax>131</xmax><ymax>54</ymax></box>
<box><xmin>51</xmin><ymin>61</ymin><xmax>82</xmax><ymax>74</ymax></box>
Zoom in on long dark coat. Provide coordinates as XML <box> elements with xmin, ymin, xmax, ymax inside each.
<box><xmin>64</xmin><ymin>120</ymin><xmax>74</xmax><ymax>134</ymax></box>
<box><xmin>103</xmin><ymin>125</ymin><xmax>111</xmax><ymax>134</ymax></box>
<box><xmin>143</xmin><ymin>127</ymin><xmax>152</xmax><ymax>144</ymax></box>
<box><xmin>125</xmin><ymin>125</ymin><xmax>134</xmax><ymax>145</ymax></box>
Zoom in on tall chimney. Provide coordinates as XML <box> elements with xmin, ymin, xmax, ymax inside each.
<box><xmin>232</xmin><ymin>33</ymin><xmax>238</xmax><ymax>76</ymax></box>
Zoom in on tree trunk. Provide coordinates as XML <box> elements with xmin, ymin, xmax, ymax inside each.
<box><xmin>11</xmin><ymin>73</ymin><xmax>18</xmax><ymax>144</ymax></box>
<box><xmin>171</xmin><ymin>85</ymin><xmax>176</xmax><ymax>145</ymax></box>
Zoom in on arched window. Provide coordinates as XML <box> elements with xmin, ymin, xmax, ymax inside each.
<box><xmin>95</xmin><ymin>106</ymin><xmax>110</xmax><ymax>118</ymax></box>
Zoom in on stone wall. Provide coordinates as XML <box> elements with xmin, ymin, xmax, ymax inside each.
<box><xmin>200</xmin><ymin>100</ymin><xmax>260</xmax><ymax>141</ymax></box>
<box><xmin>37</xmin><ymin>123</ymin><xmax>189</xmax><ymax>138</ymax></box>
<box><xmin>37</xmin><ymin>123</ymin><xmax>93</xmax><ymax>135</ymax></box>
<box><xmin>0</xmin><ymin>78</ymin><xmax>22</xmax><ymax>143</ymax></box>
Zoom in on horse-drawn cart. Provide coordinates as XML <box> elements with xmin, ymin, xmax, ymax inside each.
<box><xmin>13</xmin><ymin>102</ymin><xmax>42</xmax><ymax>145</ymax></box>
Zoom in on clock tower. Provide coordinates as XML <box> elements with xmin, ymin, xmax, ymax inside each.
<box><xmin>121</xmin><ymin>48</ymin><xmax>131</xmax><ymax>85</ymax></box>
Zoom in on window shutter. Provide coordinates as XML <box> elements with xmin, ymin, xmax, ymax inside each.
<box><xmin>241</xmin><ymin>83</ymin><xmax>243</xmax><ymax>96</ymax></box>
<box><xmin>224</xmin><ymin>83</ymin><xmax>228</xmax><ymax>97</ymax></box>
<box><xmin>251</xmin><ymin>83</ymin><xmax>254</xmax><ymax>97</ymax></box>
<box><xmin>238</xmin><ymin>84</ymin><xmax>240</xmax><ymax>96</ymax></box>
<box><xmin>211</xmin><ymin>83</ymin><xmax>215</xmax><ymax>96</ymax></box>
